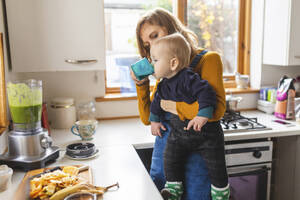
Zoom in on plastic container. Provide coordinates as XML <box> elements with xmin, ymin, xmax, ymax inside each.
<box><xmin>48</xmin><ymin>97</ymin><xmax>76</xmax><ymax>129</ymax></box>
<box><xmin>0</xmin><ymin>165</ymin><xmax>13</xmax><ymax>192</ymax></box>
<box><xmin>257</xmin><ymin>100</ymin><xmax>275</xmax><ymax>114</ymax></box>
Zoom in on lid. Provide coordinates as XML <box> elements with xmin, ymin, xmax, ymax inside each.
<box><xmin>66</xmin><ymin>143</ymin><xmax>96</xmax><ymax>157</ymax></box>
<box><xmin>0</xmin><ymin>165</ymin><xmax>13</xmax><ymax>176</ymax></box>
<box><xmin>51</xmin><ymin>97</ymin><xmax>74</xmax><ymax>106</ymax></box>
<box><xmin>78</xmin><ymin>101</ymin><xmax>96</xmax><ymax>109</ymax></box>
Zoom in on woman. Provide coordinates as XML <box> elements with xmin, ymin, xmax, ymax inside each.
<box><xmin>131</xmin><ymin>8</ymin><xmax>226</xmax><ymax>200</ymax></box>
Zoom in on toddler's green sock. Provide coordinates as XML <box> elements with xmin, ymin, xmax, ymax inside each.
<box><xmin>161</xmin><ymin>181</ymin><xmax>183</xmax><ymax>200</ymax></box>
<box><xmin>211</xmin><ymin>184</ymin><xmax>230</xmax><ymax>200</ymax></box>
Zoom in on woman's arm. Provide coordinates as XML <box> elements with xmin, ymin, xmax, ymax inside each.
<box><xmin>136</xmin><ymin>81</ymin><xmax>151</xmax><ymax>125</ymax></box>
<box><xmin>197</xmin><ymin>51</ymin><xmax>226</xmax><ymax>121</ymax></box>
<box><xmin>135</xmin><ymin>80</ymin><xmax>160</xmax><ymax>125</ymax></box>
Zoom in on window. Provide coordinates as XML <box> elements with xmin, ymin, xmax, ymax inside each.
<box><xmin>104</xmin><ymin>0</ymin><xmax>172</xmax><ymax>94</ymax></box>
<box><xmin>188</xmin><ymin>0</ymin><xmax>239</xmax><ymax>75</ymax></box>
<box><xmin>181</xmin><ymin>0</ymin><xmax>251</xmax><ymax>87</ymax></box>
<box><xmin>104</xmin><ymin>0</ymin><xmax>251</xmax><ymax>94</ymax></box>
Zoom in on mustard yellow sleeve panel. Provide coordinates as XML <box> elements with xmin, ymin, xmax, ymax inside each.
<box><xmin>176</xmin><ymin>101</ymin><xmax>198</xmax><ymax>121</ymax></box>
<box><xmin>150</xmin><ymin>80</ymin><xmax>160</xmax><ymax>102</ymax></box>
<box><xmin>136</xmin><ymin>82</ymin><xmax>151</xmax><ymax>125</ymax></box>
<box><xmin>200</xmin><ymin>51</ymin><xmax>226</xmax><ymax>121</ymax></box>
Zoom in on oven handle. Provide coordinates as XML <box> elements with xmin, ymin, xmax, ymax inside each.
<box><xmin>228</xmin><ymin>166</ymin><xmax>271</xmax><ymax>177</ymax></box>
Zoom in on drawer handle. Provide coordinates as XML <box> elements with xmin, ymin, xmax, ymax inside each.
<box><xmin>295</xmin><ymin>56</ymin><xmax>300</xmax><ymax>59</ymax></box>
<box><xmin>65</xmin><ymin>59</ymin><xmax>98</xmax><ymax>64</ymax></box>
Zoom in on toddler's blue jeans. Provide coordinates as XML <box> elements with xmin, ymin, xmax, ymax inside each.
<box><xmin>150</xmin><ymin>121</ymin><xmax>212</xmax><ymax>200</ymax></box>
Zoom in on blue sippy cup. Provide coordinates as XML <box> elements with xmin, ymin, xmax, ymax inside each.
<box><xmin>131</xmin><ymin>58</ymin><xmax>154</xmax><ymax>80</ymax></box>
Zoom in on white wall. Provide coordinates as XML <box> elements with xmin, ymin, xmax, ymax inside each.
<box><xmin>261</xmin><ymin>65</ymin><xmax>300</xmax><ymax>86</ymax></box>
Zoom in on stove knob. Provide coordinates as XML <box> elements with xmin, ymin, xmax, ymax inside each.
<box><xmin>41</xmin><ymin>136</ymin><xmax>53</xmax><ymax>149</ymax></box>
<box><xmin>253</xmin><ymin>150</ymin><xmax>262</xmax><ymax>158</ymax></box>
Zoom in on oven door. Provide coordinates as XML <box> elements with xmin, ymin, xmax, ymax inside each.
<box><xmin>227</xmin><ymin>164</ymin><xmax>271</xmax><ymax>200</ymax></box>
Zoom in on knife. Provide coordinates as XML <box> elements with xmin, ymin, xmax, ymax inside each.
<box><xmin>29</xmin><ymin>166</ymin><xmax>62</xmax><ymax>180</ymax></box>
<box><xmin>30</xmin><ymin>165</ymin><xmax>89</xmax><ymax>180</ymax></box>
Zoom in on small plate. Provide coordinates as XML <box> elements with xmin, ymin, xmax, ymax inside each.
<box><xmin>65</xmin><ymin>149</ymin><xmax>99</xmax><ymax>160</ymax></box>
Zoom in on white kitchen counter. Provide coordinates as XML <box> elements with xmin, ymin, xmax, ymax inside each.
<box><xmin>50</xmin><ymin>110</ymin><xmax>300</xmax><ymax>149</ymax></box>
<box><xmin>2</xmin><ymin>110</ymin><xmax>300</xmax><ymax>200</ymax></box>
<box><xmin>0</xmin><ymin>145</ymin><xmax>163</xmax><ymax>200</ymax></box>
<box><xmin>224</xmin><ymin>111</ymin><xmax>300</xmax><ymax>141</ymax></box>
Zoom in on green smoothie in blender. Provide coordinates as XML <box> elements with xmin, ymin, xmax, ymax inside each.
<box><xmin>7</xmin><ymin>80</ymin><xmax>42</xmax><ymax>124</ymax></box>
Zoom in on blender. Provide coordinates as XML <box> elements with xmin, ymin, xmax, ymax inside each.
<box><xmin>0</xmin><ymin>79</ymin><xmax>59</xmax><ymax>171</ymax></box>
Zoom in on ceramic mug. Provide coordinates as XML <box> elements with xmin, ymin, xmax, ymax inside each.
<box><xmin>71</xmin><ymin>120</ymin><xmax>98</xmax><ymax>140</ymax></box>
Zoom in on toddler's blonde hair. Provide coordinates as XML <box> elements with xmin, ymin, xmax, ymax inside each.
<box><xmin>154</xmin><ymin>33</ymin><xmax>191</xmax><ymax>69</ymax></box>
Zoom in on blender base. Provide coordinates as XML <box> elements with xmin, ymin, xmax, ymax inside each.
<box><xmin>0</xmin><ymin>146</ymin><xmax>60</xmax><ymax>171</ymax></box>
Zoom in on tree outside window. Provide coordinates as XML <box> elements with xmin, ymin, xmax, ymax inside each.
<box><xmin>105</xmin><ymin>0</ymin><xmax>240</xmax><ymax>94</ymax></box>
<box><xmin>188</xmin><ymin>0</ymin><xmax>239</xmax><ymax>75</ymax></box>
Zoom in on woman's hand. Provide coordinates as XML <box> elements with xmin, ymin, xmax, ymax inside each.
<box><xmin>151</xmin><ymin>121</ymin><xmax>166</xmax><ymax>137</ymax></box>
<box><xmin>130</xmin><ymin>68</ymin><xmax>149</xmax><ymax>86</ymax></box>
<box><xmin>160</xmin><ymin>100</ymin><xmax>177</xmax><ymax>115</ymax></box>
<box><xmin>186</xmin><ymin>116</ymin><xmax>208</xmax><ymax>131</ymax></box>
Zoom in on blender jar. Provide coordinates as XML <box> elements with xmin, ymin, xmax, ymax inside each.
<box><xmin>6</xmin><ymin>79</ymin><xmax>43</xmax><ymax>130</ymax></box>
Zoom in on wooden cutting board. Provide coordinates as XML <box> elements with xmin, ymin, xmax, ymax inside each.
<box><xmin>14</xmin><ymin>165</ymin><xmax>93</xmax><ymax>200</ymax></box>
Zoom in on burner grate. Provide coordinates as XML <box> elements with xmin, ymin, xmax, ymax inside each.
<box><xmin>221</xmin><ymin>111</ymin><xmax>270</xmax><ymax>132</ymax></box>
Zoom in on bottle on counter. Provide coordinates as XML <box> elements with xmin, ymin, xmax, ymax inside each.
<box><xmin>275</xmin><ymin>76</ymin><xmax>295</xmax><ymax>120</ymax></box>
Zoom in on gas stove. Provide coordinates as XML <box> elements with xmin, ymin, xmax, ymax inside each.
<box><xmin>221</xmin><ymin>111</ymin><xmax>272</xmax><ymax>133</ymax></box>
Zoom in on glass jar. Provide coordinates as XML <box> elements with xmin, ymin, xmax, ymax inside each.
<box><xmin>77</xmin><ymin>101</ymin><xmax>96</xmax><ymax>120</ymax></box>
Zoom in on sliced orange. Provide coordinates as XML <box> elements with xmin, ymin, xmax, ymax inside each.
<box><xmin>62</xmin><ymin>166</ymin><xmax>79</xmax><ymax>176</ymax></box>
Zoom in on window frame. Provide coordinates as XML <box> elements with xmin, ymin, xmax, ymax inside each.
<box><xmin>0</xmin><ymin>33</ymin><xmax>8</xmax><ymax>135</ymax></box>
<box><xmin>105</xmin><ymin>0</ymin><xmax>252</xmax><ymax>94</ymax></box>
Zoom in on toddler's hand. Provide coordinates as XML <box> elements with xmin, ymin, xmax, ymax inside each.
<box><xmin>186</xmin><ymin>116</ymin><xmax>208</xmax><ymax>131</ymax></box>
<box><xmin>151</xmin><ymin>122</ymin><xmax>166</xmax><ymax>137</ymax></box>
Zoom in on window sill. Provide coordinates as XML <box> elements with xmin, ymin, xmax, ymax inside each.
<box><xmin>95</xmin><ymin>93</ymin><xmax>137</xmax><ymax>102</ymax></box>
<box><xmin>225</xmin><ymin>88</ymin><xmax>260</xmax><ymax>94</ymax></box>
<box><xmin>96</xmin><ymin>88</ymin><xmax>259</xmax><ymax>102</ymax></box>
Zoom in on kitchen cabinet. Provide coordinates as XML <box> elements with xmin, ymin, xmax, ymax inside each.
<box><xmin>272</xmin><ymin>136</ymin><xmax>300</xmax><ymax>200</ymax></box>
<box><xmin>272</xmin><ymin>137</ymin><xmax>296</xmax><ymax>200</ymax></box>
<box><xmin>263</xmin><ymin>0</ymin><xmax>300</xmax><ymax>66</ymax></box>
<box><xmin>5</xmin><ymin>0</ymin><xmax>106</xmax><ymax>72</ymax></box>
